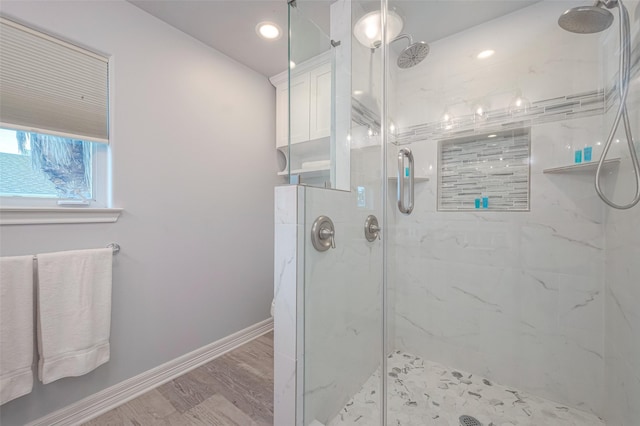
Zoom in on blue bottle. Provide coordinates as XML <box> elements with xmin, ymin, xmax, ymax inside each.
<box><xmin>584</xmin><ymin>146</ymin><xmax>592</xmax><ymax>162</ymax></box>
<box><xmin>482</xmin><ymin>197</ymin><xmax>489</xmax><ymax>209</ymax></box>
<box><xmin>475</xmin><ymin>198</ymin><xmax>481</xmax><ymax>209</ymax></box>
<box><xmin>575</xmin><ymin>150</ymin><xmax>582</xmax><ymax>163</ymax></box>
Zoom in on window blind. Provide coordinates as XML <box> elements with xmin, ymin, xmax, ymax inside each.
<box><xmin>0</xmin><ymin>18</ymin><xmax>109</xmax><ymax>143</ymax></box>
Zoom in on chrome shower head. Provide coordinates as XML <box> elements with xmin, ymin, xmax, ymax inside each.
<box><xmin>558</xmin><ymin>4</ymin><xmax>614</xmax><ymax>33</ymax></box>
<box><xmin>392</xmin><ymin>34</ymin><xmax>429</xmax><ymax>69</ymax></box>
<box><xmin>398</xmin><ymin>41</ymin><xmax>430</xmax><ymax>68</ymax></box>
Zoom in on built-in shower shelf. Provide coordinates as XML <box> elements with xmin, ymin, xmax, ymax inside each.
<box><xmin>278</xmin><ymin>166</ymin><xmax>330</xmax><ymax>178</ymax></box>
<box><xmin>388</xmin><ymin>176</ymin><xmax>430</xmax><ymax>182</ymax></box>
<box><xmin>543</xmin><ymin>158</ymin><xmax>621</xmax><ymax>174</ymax></box>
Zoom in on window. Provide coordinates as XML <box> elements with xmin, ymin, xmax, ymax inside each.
<box><xmin>0</xmin><ymin>17</ymin><xmax>109</xmax><ymax>207</ymax></box>
<box><xmin>0</xmin><ymin>128</ymin><xmax>104</xmax><ymax>202</ymax></box>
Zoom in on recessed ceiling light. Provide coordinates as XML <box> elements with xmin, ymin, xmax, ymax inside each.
<box><xmin>353</xmin><ymin>90</ymin><xmax>363</xmax><ymax>95</ymax></box>
<box><xmin>477</xmin><ymin>49</ymin><xmax>495</xmax><ymax>59</ymax></box>
<box><xmin>256</xmin><ymin>22</ymin><xmax>281</xmax><ymax>40</ymax></box>
<box><xmin>290</xmin><ymin>61</ymin><xmax>296</xmax><ymax>69</ymax></box>
<box><xmin>488</xmin><ymin>134</ymin><xmax>497</xmax><ymax>138</ymax></box>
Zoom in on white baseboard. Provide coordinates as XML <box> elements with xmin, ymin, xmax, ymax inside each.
<box><xmin>26</xmin><ymin>318</ymin><xmax>274</xmax><ymax>426</ymax></box>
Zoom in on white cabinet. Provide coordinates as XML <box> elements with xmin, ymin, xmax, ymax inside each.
<box><xmin>275</xmin><ymin>81</ymin><xmax>289</xmax><ymax>148</ymax></box>
<box><xmin>276</xmin><ymin>74</ymin><xmax>311</xmax><ymax>147</ymax></box>
<box><xmin>271</xmin><ymin>53</ymin><xmax>331</xmax><ymax>148</ymax></box>
<box><xmin>309</xmin><ymin>62</ymin><xmax>332</xmax><ymax>141</ymax></box>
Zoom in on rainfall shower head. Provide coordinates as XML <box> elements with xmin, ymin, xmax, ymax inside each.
<box><xmin>398</xmin><ymin>41</ymin><xmax>430</xmax><ymax>68</ymax></box>
<box><xmin>393</xmin><ymin>34</ymin><xmax>430</xmax><ymax>68</ymax></box>
<box><xmin>558</xmin><ymin>3</ymin><xmax>614</xmax><ymax>33</ymax></box>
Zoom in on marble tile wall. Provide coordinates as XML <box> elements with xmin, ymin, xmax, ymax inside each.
<box><xmin>275</xmin><ymin>1</ymin><xmax>388</xmax><ymax>423</ymax></box>
<box><xmin>604</xmin><ymin>195</ymin><xmax>640</xmax><ymax>426</ymax></box>
<box><xmin>297</xmin><ymin>0</ymin><xmax>388</xmax><ymax>420</ymax></box>
<box><xmin>602</xmin><ymin>0</ymin><xmax>640</xmax><ymax>422</ymax></box>
<box><xmin>302</xmin><ymin>144</ymin><xmax>384</xmax><ymax>425</ymax></box>
<box><xmin>391</xmin><ymin>1</ymin><xmax>605</xmax><ymax>132</ymax></box>
<box><xmin>389</xmin><ymin>0</ymin><xmax>610</xmax><ymax>417</ymax></box>
<box><xmin>275</xmin><ymin>180</ymin><xmax>383</xmax><ymax>426</ymax></box>
<box><xmin>391</xmin><ymin>116</ymin><xmax>607</xmax><ymax>417</ymax></box>
<box><xmin>274</xmin><ymin>185</ymin><xmax>306</xmax><ymax>426</ymax></box>
<box><xmin>274</xmin><ymin>181</ymin><xmax>382</xmax><ymax>426</ymax></box>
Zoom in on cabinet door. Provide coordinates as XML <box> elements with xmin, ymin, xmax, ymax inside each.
<box><xmin>275</xmin><ymin>74</ymin><xmax>311</xmax><ymax>147</ymax></box>
<box><xmin>309</xmin><ymin>62</ymin><xmax>332</xmax><ymax>141</ymax></box>
<box><xmin>275</xmin><ymin>83</ymin><xmax>289</xmax><ymax>148</ymax></box>
<box><xmin>290</xmin><ymin>74</ymin><xmax>311</xmax><ymax>144</ymax></box>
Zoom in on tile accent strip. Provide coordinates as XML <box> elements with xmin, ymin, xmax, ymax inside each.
<box><xmin>395</xmin><ymin>89</ymin><xmax>604</xmax><ymax>146</ymax></box>
<box><xmin>357</xmin><ymin>54</ymin><xmax>640</xmax><ymax>145</ymax></box>
<box><xmin>438</xmin><ymin>130</ymin><xmax>530</xmax><ymax>211</ymax></box>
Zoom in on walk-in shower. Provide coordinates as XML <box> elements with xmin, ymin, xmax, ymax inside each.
<box><xmin>275</xmin><ymin>1</ymin><xmax>640</xmax><ymax>425</ymax></box>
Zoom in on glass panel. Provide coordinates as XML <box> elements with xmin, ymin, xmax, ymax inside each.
<box><xmin>385</xmin><ymin>1</ymin><xmax>639</xmax><ymax>425</ymax></box>
<box><xmin>601</xmin><ymin>1</ymin><xmax>640</xmax><ymax>425</ymax></box>
<box><xmin>293</xmin><ymin>0</ymin><xmax>639</xmax><ymax>424</ymax></box>
<box><xmin>287</xmin><ymin>1</ymin><xmax>332</xmax><ymax>188</ymax></box>
<box><xmin>296</xmin><ymin>0</ymin><xmax>385</xmax><ymax>425</ymax></box>
<box><xmin>287</xmin><ymin>0</ymin><xmax>352</xmax><ymax>190</ymax></box>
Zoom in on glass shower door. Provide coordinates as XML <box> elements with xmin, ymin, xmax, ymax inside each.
<box><xmin>383</xmin><ymin>0</ymin><xmax>639</xmax><ymax>425</ymax></box>
<box><xmin>290</xmin><ymin>0</ymin><xmax>386</xmax><ymax>425</ymax></box>
<box><xmin>287</xmin><ymin>0</ymin><xmax>640</xmax><ymax>424</ymax></box>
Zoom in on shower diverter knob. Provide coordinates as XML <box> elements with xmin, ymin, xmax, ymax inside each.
<box><xmin>364</xmin><ymin>215</ymin><xmax>381</xmax><ymax>242</ymax></box>
<box><xmin>311</xmin><ymin>216</ymin><xmax>335</xmax><ymax>252</ymax></box>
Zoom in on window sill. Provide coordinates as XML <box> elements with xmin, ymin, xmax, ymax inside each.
<box><xmin>0</xmin><ymin>207</ymin><xmax>123</xmax><ymax>225</ymax></box>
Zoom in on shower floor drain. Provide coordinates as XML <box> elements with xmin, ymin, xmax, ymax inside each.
<box><xmin>459</xmin><ymin>415</ymin><xmax>482</xmax><ymax>426</ymax></box>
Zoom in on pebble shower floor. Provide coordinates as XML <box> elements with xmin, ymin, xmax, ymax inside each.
<box><xmin>328</xmin><ymin>351</ymin><xmax>604</xmax><ymax>426</ymax></box>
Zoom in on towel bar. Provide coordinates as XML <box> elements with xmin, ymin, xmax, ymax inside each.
<box><xmin>32</xmin><ymin>243</ymin><xmax>120</xmax><ymax>261</ymax></box>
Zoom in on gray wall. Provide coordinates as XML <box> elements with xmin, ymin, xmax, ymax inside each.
<box><xmin>0</xmin><ymin>1</ymin><xmax>279</xmax><ymax>424</ymax></box>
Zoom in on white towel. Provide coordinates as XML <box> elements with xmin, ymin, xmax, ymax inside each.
<box><xmin>301</xmin><ymin>160</ymin><xmax>331</xmax><ymax>170</ymax></box>
<box><xmin>36</xmin><ymin>248</ymin><xmax>112</xmax><ymax>384</ymax></box>
<box><xmin>0</xmin><ymin>255</ymin><xmax>34</xmax><ymax>404</ymax></box>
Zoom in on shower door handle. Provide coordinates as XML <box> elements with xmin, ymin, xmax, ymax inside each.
<box><xmin>397</xmin><ymin>148</ymin><xmax>414</xmax><ymax>215</ymax></box>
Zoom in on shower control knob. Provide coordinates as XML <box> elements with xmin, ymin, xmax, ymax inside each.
<box><xmin>364</xmin><ymin>215</ymin><xmax>381</xmax><ymax>242</ymax></box>
<box><xmin>319</xmin><ymin>227</ymin><xmax>336</xmax><ymax>249</ymax></box>
<box><xmin>311</xmin><ymin>216</ymin><xmax>336</xmax><ymax>252</ymax></box>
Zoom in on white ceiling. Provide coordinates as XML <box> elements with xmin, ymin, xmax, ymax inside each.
<box><xmin>129</xmin><ymin>0</ymin><xmax>541</xmax><ymax>78</ymax></box>
<box><xmin>129</xmin><ymin>0</ymin><xmax>290</xmax><ymax>77</ymax></box>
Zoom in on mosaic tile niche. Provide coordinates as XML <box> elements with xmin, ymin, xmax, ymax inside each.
<box><xmin>438</xmin><ymin>129</ymin><xmax>530</xmax><ymax>211</ymax></box>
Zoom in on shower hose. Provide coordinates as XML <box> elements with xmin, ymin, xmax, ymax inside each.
<box><xmin>595</xmin><ymin>0</ymin><xmax>640</xmax><ymax>209</ymax></box>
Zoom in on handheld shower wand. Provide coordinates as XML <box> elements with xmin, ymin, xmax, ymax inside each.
<box><xmin>594</xmin><ymin>0</ymin><xmax>640</xmax><ymax>209</ymax></box>
<box><xmin>559</xmin><ymin>0</ymin><xmax>640</xmax><ymax>209</ymax></box>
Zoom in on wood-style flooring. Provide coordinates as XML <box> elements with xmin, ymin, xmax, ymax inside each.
<box><xmin>83</xmin><ymin>331</ymin><xmax>274</xmax><ymax>425</ymax></box>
